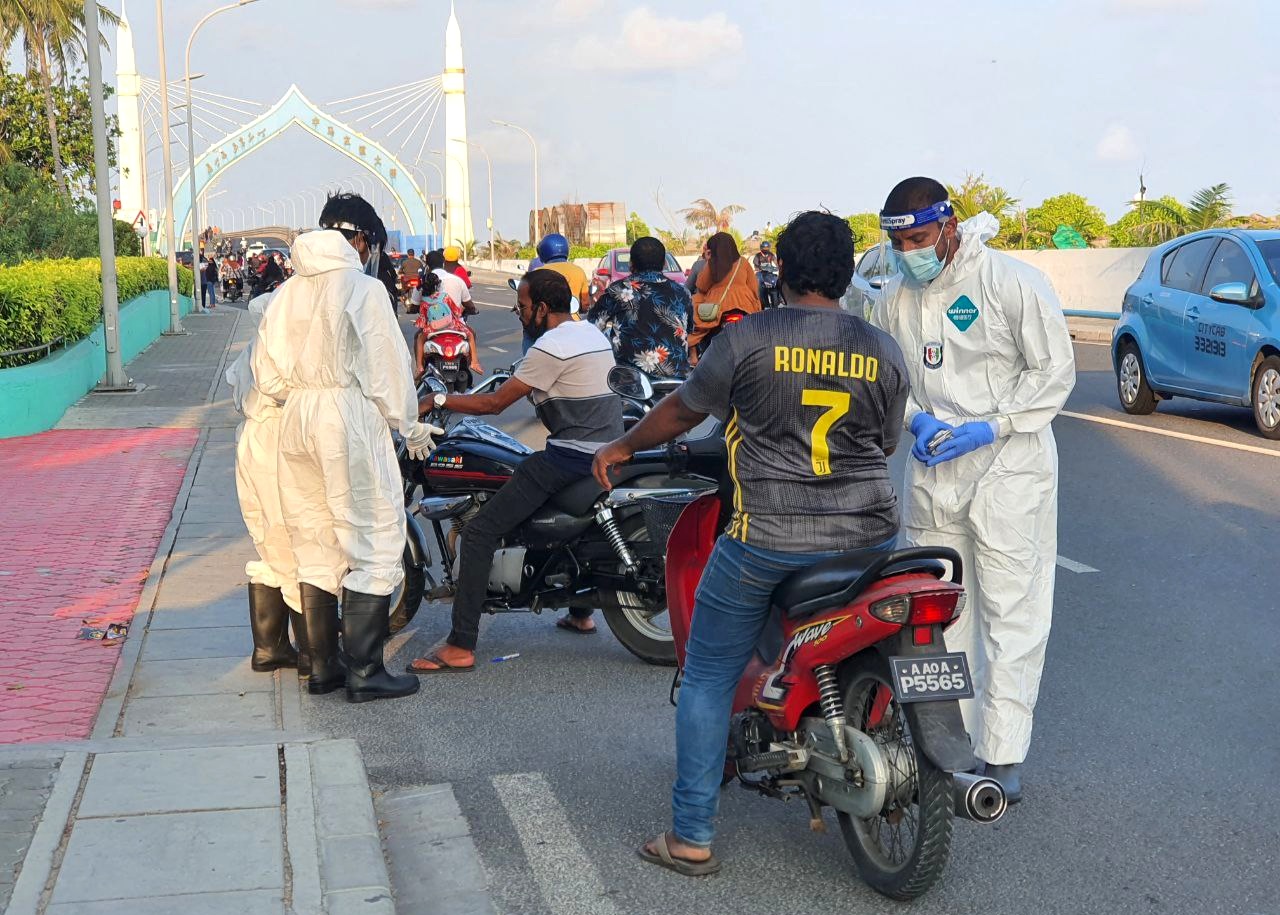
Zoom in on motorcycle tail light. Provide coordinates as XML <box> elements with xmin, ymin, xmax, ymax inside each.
<box><xmin>869</xmin><ymin>592</ymin><xmax>964</xmax><ymax>626</ymax></box>
<box><xmin>443</xmin><ymin>344</ymin><xmax>456</xmax><ymax>357</ymax></box>
<box><xmin>723</xmin><ymin>313</ymin><xmax>744</xmax><ymax>324</ymax></box>
<box><xmin>868</xmin><ymin>595</ymin><xmax>910</xmax><ymax>625</ymax></box>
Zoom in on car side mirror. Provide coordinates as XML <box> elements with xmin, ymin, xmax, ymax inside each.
<box><xmin>507</xmin><ymin>278</ymin><xmax>519</xmax><ymax>292</ymax></box>
<box><xmin>607</xmin><ymin>364</ymin><xmax>654</xmax><ymax>401</ymax></box>
<box><xmin>1208</xmin><ymin>281</ymin><xmax>1253</xmax><ymax>306</ymax></box>
<box><xmin>868</xmin><ymin>276</ymin><xmax>887</xmax><ymax>290</ymax></box>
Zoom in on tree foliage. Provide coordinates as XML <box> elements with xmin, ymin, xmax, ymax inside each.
<box><xmin>1023</xmin><ymin>193</ymin><xmax>1108</xmax><ymax>247</ymax></box>
<box><xmin>0</xmin><ymin>161</ymin><xmax>133</xmax><ymax>264</ymax></box>
<box><xmin>1127</xmin><ymin>183</ymin><xmax>1233</xmax><ymax>244</ymax></box>
<box><xmin>678</xmin><ymin>198</ymin><xmax>745</xmax><ymax>231</ymax></box>
<box><xmin>946</xmin><ymin>174</ymin><xmax>1019</xmax><ymax>248</ymax></box>
<box><xmin>625</xmin><ymin>211</ymin><xmax>651</xmax><ymax>244</ymax></box>
<box><xmin>846</xmin><ymin>213</ymin><xmax>881</xmax><ymax>251</ymax></box>
<box><xmin>0</xmin><ymin>68</ymin><xmax>118</xmax><ymax>195</ymax></box>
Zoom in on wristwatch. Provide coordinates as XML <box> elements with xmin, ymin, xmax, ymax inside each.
<box><xmin>433</xmin><ymin>392</ymin><xmax>447</xmax><ymax>409</ymax></box>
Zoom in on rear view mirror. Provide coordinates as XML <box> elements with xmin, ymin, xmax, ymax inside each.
<box><xmin>1208</xmin><ymin>281</ymin><xmax>1252</xmax><ymax>306</ymax></box>
<box><xmin>607</xmin><ymin>364</ymin><xmax>654</xmax><ymax>401</ymax></box>
<box><xmin>507</xmin><ymin>278</ymin><xmax>519</xmax><ymax>292</ymax></box>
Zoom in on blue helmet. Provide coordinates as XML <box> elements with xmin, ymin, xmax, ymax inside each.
<box><xmin>536</xmin><ymin>233</ymin><xmax>570</xmax><ymax>263</ymax></box>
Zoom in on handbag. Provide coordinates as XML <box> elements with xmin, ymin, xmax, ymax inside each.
<box><xmin>696</xmin><ymin>257</ymin><xmax>742</xmax><ymax>324</ymax></box>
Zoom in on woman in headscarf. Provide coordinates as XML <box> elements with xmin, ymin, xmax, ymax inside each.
<box><xmin>689</xmin><ymin>231</ymin><xmax>760</xmax><ymax>361</ymax></box>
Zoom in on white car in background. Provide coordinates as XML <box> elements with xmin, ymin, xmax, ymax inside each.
<box><xmin>842</xmin><ymin>243</ymin><xmax>894</xmax><ymax>319</ymax></box>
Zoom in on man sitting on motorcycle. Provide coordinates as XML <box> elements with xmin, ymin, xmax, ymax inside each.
<box><xmin>406</xmin><ymin>269</ymin><xmax>623</xmax><ymax>674</ymax></box>
<box><xmin>593</xmin><ymin>211</ymin><xmax>910</xmax><ymax>875</ymax></box>
<box><xmin>400</xmin><ymin>247</ymin><xmax>424</xmax><ymax>305</ymax></box>
<box><xmin>753</xmin><ymin>240</ymin><xmax>780</xmax><ymax>307</ymax></box>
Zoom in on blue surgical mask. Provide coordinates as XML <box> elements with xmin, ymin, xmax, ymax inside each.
<box><xmin>891</xmin><ymin>233</ymin><xmax>950</xmax><ymax>284</ymax></box>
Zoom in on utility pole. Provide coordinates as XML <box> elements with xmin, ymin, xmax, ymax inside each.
<box><xmin>85</xmin><ymin>0</ymin><xmax>132</xmax><ymax>390</ymax></box>
<box><xmin>156</xmin><ymin>0</ymin><xmax>184</xmax><ymax>334</ymax></box>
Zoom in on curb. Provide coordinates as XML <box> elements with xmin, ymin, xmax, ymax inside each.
<box><xmin>309</xmin><ymin>739</ymin><xmax>396</xmax><ymax>914</ymax></box>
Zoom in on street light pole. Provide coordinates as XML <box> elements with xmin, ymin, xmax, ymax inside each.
<box><xmin>466</xmin><ymin>141</ymin><xmax>495</xmax><ymax>270</ymax></box>
<box><xmin>494</xmin><ymin>119</ymin><xmax>540</xmax><ymax>243</ymax></box>
<box><xmin>414</xmin><ymin>161</ymin><xmax>444</xmax><ymax>245</ymax></box>
<box><xmin>84</xmin><ymin>0</ymin><xmax>131</xmax><ymax>390</ymax></box>
<box><xmin>185</xmin><ymin>0</ymin><xmax>259</xmax><ymax>309</ymax></box>
<box><xmin>156</xmin><ymin>0</ymin><xmax>183</xmax><ymax>333</ymax></box>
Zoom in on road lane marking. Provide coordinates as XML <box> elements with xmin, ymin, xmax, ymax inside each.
<box><xmin>473</xmin><ymin>299</ymin><xmax>512</xmax><ymax>309</ymax></box>
<box><xmin>1060</xmin><ymin>410</ymin><xmax>1280</xmax><ymax>458</ymax></box>
<box><xmin>489</xmin><ymin>345</ymin><xmax>508</xmax><ymax>353</ymax></box>
<box><xmin>1056</xmin><ymin>555</ymin><xmax>1099</xmax><ymax>574</ymax></box>
<box><xmin>493</xmin><ymin>772</ymin><xmax>621</xmax><ymax>915</ymax></box>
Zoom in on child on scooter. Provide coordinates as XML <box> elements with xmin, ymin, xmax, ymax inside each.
<box><xmin>414</xmin><ymin>270</ymin><xmax>483</xmax><ymax>379</ymax></box>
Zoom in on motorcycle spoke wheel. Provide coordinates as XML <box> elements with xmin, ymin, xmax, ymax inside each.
<box><xmin>600</xmin><ymin>519</ymin><xmax>676</xmax><ymax>666</ymax></box>
<box><xmin>836</xmin><ymin>655</ymin><xmax>954</xmax><ymax>900</ymax></box>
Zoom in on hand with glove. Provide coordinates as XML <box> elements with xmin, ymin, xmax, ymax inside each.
<box><xmin>404</xmin><ymin>421</ymin><xmax>444</xmax><ymax>460</ymax></box>
<box><xmin>909</xmin><ymin>413</ymin><xmax>954</xmax><ymax>463</ymax></box>
<box><xmin>925</xmin><ymin>421</ymin><xmax>997</xmax><ymax>467</ymax></box>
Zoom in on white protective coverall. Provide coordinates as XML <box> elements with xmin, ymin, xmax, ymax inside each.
<box><xmin>872</xmin><ymin>213</ymin><xmax>1076</xmax><ymax>764</ymax></box>
<box><xmin>226</xmin><ymin>293</ymin><xmax>300</xmax><ymax>612</ymax></box>
<box><xmin>251</xmin><ymin>229</ymin><xmax>420</xmax><ymax>597</ymax></box>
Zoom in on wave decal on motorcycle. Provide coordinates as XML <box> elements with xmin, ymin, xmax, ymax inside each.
<box><xmin>757</xmin><ymin>615</ymin><xmax>851</xmax><ymax>706</ymax></box>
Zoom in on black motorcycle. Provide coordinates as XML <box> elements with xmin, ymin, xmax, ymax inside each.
<box><xmin>758</xmin><ymin>263</ymin><xmax>781</xmax><ymax>308</ymax></box>
<box><xmin>398</xmin><ymin>366</ymin><xmax>722</xmax><ymax>666</ymax></box>
<box><xmin>222</xmin><ymin>272</ymin><xmax>244</xmax><ymax>302</ymax></box>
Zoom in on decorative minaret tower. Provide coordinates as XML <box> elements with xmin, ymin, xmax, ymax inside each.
<box><xmin>115</xmin><ymin>5</ymin><xmax>146</xmax><ymax>235</ymax></box>
<box><xmin>443</xmin><ymin>1</ymin><xmax>475</xmax><ymax>247</ymax></box>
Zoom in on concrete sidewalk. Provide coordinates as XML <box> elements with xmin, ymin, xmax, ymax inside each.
<box><xmin>0</xmin><ymin>310</ymin><xmax>418</xmax><ymax>913</ymax></box>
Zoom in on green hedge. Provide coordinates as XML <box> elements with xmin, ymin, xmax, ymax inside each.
<box><xmin>0</xmin><ymin>257</ymin><xmax>193</xmax><ymax>366</ymax></box>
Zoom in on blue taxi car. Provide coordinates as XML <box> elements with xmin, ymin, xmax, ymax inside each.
<box><xmin>1113</xmin><ymin>229</ymin><xmax>1280</xmax><ymax>437</ymax></box>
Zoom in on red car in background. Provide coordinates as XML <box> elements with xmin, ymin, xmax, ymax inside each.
<box><xmin>589</xmin><ymin>247</ymin><xmax>689</xmax><ymax>299</ymax></box>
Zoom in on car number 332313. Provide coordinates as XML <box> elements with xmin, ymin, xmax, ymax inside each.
<box><xmin>889</xmin><ymin>653</ymin><xmax>975</xmax><ymax>703</ymax></box>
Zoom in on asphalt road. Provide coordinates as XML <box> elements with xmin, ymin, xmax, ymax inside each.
<box><xmin>302</xmin><ymin>278</ymin><xmax>1280</xmax><ymax>914</ymax></box>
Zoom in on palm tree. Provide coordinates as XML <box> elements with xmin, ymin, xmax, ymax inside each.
<box><xmin>4</xmin><ymin>0</ymin><xmax>119</xmax><ymax>195</ymax></box>
<box><xmin>1131</xmin><ymin>183</ymin><xmax>1232</xmax><ymax>244</ymax></box>
<box><xmin>946</xmin><ymin>174</ymin><xmax>1019</xmax><ymax>223</ymax></box>
<box><xmin>678</xmin><ymin>198</ymin><xmax>745</xmax><ymax>232</ymax></box>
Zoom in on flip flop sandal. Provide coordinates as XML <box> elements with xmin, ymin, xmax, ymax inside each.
<box><xmin>637</xmin><ymin>832</ymin><xmax>720</xmax><ymax>877</ymax></box>
<box><xmin>405</xmin><ymin>652</ymin><xmax>475</xmax><ymax>675</ymax></box>
<box><xmin>555</xmin><ymin>617</ymin><xmax>598</xmax><ymax>636</ymax></box>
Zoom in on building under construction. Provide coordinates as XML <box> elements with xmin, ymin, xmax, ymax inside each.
<box><xmin>529</xmin><ymin>202</ymin><xmax>626</xmax><ymax>246</ymax></box>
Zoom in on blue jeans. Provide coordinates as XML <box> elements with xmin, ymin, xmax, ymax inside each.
<box><xmin>671</xmin><ymin>534</ymin><xmax>894</xmax><ymax>847</ymax></box>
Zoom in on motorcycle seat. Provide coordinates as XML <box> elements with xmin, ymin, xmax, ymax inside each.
<box><xmin>774</xmin><ymin>547</ymin><xmax>948</xmax><ymax>621</ymax></box>
<box><xmin>549</xmin><ymin>463</ymin><xmax>667</xmax><ymax>517</ymax></box>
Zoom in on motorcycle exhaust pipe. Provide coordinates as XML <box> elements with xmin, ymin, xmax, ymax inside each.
<box><xmin>953</xmin><ymin>772</ymin><xmax>1007</xmax><ymax>823</ymax></box>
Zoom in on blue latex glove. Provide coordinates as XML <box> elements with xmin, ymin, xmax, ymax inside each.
<box><xmin>925</xmin><ymin>421</ymin><xmax>997</xmax><ymax>467</ymax></box>
<box><xmin>909</xmin><ymin>413</ymin><xmax>953</xmax><ymax>463</ymax></box>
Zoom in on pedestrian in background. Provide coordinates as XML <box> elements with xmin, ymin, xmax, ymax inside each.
<box><xmin>202</xmin><ymin>255</ymin><xmax>219</xmax><ymax>308</ymax></box>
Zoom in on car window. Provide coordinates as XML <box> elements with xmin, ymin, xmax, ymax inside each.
<box><xmin>616</xmin><ymin>251</ymin><xmax>630</xmax><ymax>273</ymax></box>
<box><xmin>857</xmin><ymin>246</ymin><xmax>882</xmax><ymax>278</ymax></box>
<box><xmin>1160</xmin><ymin>237</ymin><xmax>1217</xmax><ymax>293</ymax></box>
<box><xmin>1255</xmin><ymin>239</ymin><xmax>1280</xmax><ymax>285</ymax></box>
<box><xmin>1201</xmin><ymin>239</ymin><xmax>1257</xmax><ymax>295</ymax></box>
<box><xmin>665</xmin><ymin>254</ymin><xmax>682</xmax><ymax>273</ymax></box>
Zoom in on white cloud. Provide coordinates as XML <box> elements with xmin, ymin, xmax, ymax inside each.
<box><xmin>1096</xmin><ymin>124</ymin><xmax>1141</xmax><ymax>161</ymax></box>
<box><xmin>553</xmin><ymin>0</ymin><xmax>605</xmax><ymax>19</ymax></box>
<box><xmin>572</xmin><ymin>7</ymin><xmax>744</xmax><ymax>71</ymax></box>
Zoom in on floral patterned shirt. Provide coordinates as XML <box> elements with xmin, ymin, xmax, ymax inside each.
<box><xmin>587</xmin><ymin>271</ymin><xmax>692</xmax><ymax>378</ymax></box>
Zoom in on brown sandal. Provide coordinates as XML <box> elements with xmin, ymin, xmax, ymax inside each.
<box><xmin>637</xmin><ymin>832</ymin><xmax>720</xmax><ymax>877</ymax></box>
<box><xmin>405</xmin><ymin>651</ymin><xmax>475</xmax><ymax>675</ymax></box>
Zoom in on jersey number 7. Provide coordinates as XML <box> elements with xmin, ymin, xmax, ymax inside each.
<box><xmin>802</xmin><ymin>389</ymin><xmax>851</xmax><ymax>476</ymax></box>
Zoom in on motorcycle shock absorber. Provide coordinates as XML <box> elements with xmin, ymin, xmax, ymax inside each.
<box><xmin>814</xmin><ymin>664</ymin><xmax>850</xmax><ymax>763</ymax></box>
<box><xmin>595</xmin><ymin>506</ymin><xmax>637</xmax><ymax>573</ymax></box>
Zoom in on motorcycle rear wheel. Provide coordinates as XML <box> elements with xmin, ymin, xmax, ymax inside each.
<box><xmin>388</xmin><ymin>541</ymin><xmax>425</xmax><ymax>634</ymax></box>
<box><xmin>600</xmin><ymin>518</ymin><xmax>676</xmax><ymax>666</ymax></box>
<box><xmin>837</xmin><ymin>653</ymin><xmax>954</xmax><ymax>900</ymax></box>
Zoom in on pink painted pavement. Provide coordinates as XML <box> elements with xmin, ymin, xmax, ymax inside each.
<box><xmin>0</xmin><ymin>428</ymin><xmax>198</xmax><ymax>744</ymax></box>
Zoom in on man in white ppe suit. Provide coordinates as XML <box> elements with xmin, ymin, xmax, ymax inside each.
<box><xmin>226</xmin><ymin>292</ymin><xmax>303</xmax><ymax>675</ymax></box>
<box><xmin>253</xmin><ymin>193</ymin><xmax>439</xmax><ymax>704</ymax></box>
<box><xmin>871</xmin><ymin>176</ymin><xmax>1075</xmax><ymax>802</ymax></box>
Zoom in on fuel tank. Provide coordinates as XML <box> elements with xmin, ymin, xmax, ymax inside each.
<box><xmin>424</xmin><ymin>418</ymin><xmax>532</xmax><ymax>494</ymax></box>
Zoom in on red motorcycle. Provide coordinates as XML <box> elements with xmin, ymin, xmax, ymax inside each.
<box><xmin>665</xmin><ymin>490</ymin><xmax>1007</xmax><ymax>899</ymax></box>
<box><xmin>421</xmin><ymin>328</ymin><xmax>473</xmax><ymax>393</ymax></box>
<box><xmin>401</xmin><ymin>273</ymin><xmax>422</xmax><ymax>313</ymax></box>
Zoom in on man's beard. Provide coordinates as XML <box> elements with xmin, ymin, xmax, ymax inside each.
<box><xmin>522</xmin><ymin>314</ymin><xmax>549</xmax><ymax>340</ymax></box>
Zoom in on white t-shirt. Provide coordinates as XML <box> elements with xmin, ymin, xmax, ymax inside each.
<box><xmin>433</xmin><ymin>268</ymin><xmax>471</xmax><ymax>310</ymax></box>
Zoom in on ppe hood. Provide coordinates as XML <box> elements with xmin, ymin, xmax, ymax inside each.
<box><xmin>933</xmin><ymin>212</ymin><xmax>1000</xmax><ymax>288</ymax></box>
<box><xmin>289</xmin><ymin>229</ymin><xmax>363</xmax><ymax>277</ymax></box>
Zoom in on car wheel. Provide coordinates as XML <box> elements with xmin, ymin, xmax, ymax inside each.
<box><xmin>1251</xmin><ymin>355</ymin><xmax>1280</xmax><ymax>439</ymax></box>
<box><xmin>1117</xmin><ymin>340</ymin><xmax>1158</xmax><ymax>415</ymax></box>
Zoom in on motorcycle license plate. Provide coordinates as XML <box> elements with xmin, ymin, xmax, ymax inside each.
<box><xmin>888</xmin><ymin>652</ymin><xmax>974</xmax><ymax>703</ymax></box>
<box><xmin>441</xmin><ymin>361</ymin><xmax>459</xmax><ymax>371</ymax></box>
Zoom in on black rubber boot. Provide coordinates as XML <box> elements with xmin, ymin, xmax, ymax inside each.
<box><xmin>982</xmin><ymin>763</ymin><xmax>1023</xmax><ymax>805</ymax></box>
<box><xmin>301</xmin><ymin>583</ymin><xmax>345</xmax><ymax>695</ymax></box>
<box><xmin>291</xmin><ymin>610</ymin><xmax>311</xmax><ymax>679</ymax></box>
<box><xmin>248</xmin><ymin>584</ymin><xmax>299</xmax><ymax>672</ymax></box>
<box><xmin>340</xmin><ymin>589</ymin><xmax>420</xmax><ymax>703</ymax></box>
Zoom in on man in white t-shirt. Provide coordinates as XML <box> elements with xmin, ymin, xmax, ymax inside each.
<box><xmin>406</xmin><ymin>270</ymin><xmax>623</xmax><ymax>674</ymax></box>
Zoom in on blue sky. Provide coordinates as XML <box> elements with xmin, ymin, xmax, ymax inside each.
<box><xmin>96</xmin><ymin>0</ymin><xmax>1278</xmax><ymax>241</ymax></box>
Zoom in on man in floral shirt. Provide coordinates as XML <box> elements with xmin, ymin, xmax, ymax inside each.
<box><xmin>588</xmin><ymin>237</ymin><xmax>692</xmax><ymax>378</ymax></box>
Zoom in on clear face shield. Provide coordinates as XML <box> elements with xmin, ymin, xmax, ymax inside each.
<box><xmin>321</xmin><ymin>220</ymin><xmax>380</xmax><ymax>275</ymax></box>
<box><xmin>878</xmin><ymin>200</ymin><xmax>955</xmax><ymax>287</ymax></box>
